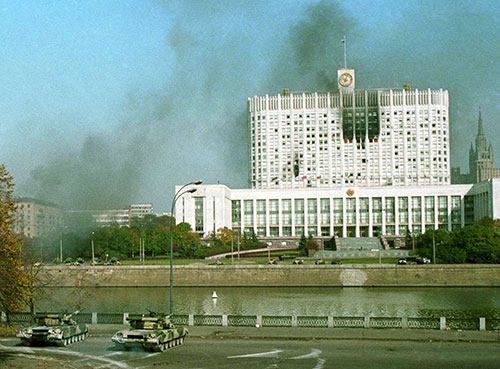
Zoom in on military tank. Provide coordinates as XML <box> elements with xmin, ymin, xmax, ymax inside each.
<box><xmin>17</xmin><ymin>310</ymin><xmax>88</xmax><ymax>346</ymax></box>
<box><xmin>112</xmin><ymin>312</ymin><xmax>188</xmax><ymax>352</ymax></box>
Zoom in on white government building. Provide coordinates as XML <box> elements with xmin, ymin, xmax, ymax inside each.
<box><xmin>176</xmin><ymin>67</ymin><xmax>500</xmax><ymax>240</ymax></box>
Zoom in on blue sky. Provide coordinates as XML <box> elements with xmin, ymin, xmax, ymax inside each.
<box><xmin>1</xmin><ymin>0</ymin><xmax>499</xmax><ymax>211</ymax></box>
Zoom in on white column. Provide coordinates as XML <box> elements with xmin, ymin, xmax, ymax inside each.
<box><xmin>240</xmin><ymin>200</ymin><xmax>245</xmax><ymax>235</ymax></box>
<box><xmin>434</xmin><ymin>195</ymin><xmax>438</xmax><ymax>230</ymax></box>
<box><xmin>421</xmin><ymin>196</ymin><xmax>425</xmax><ymax>231</ymax></box>
<box><xmin>317</xmin><ymin>197</ymin><xmax>321</xmax><ymax>236</ymax></box>
<box><xmin>278</xmin><ymin>198</ymin><xmax>283</xmax><ymax>237</ymax></box>
<box><xmin>342</xmin><ymin>197</ymin><xmax>347</xmax><ymax>237</ymax></box>
<box><xmin>265</xmin><ymin>198</ymin><xmax>270</xmax><ymax>237</ymax></box>
<box><xmin>408</xmin><ymin>195</ymin><xmax>413</xmax><ymax>233</ymax></box>
<box><xmin>368</xmin><ymin>195</ymin><xmax>373</xmax><ymax>237</ymax></box>
<box><xmin>381</xmin><ymin>196</ymin><xmax>386</xmax><ymax>235</ymax></box>
<box><xmin>355</xmin><ymin>196</ymin><xmax>360</xmax><ymax>237</ymax></box>
<box><xmin>330</xmin><ymin>197</ymin><xmax>334</xmax><ymax>236</ymax></box>
<box><xmin>395</xmin><ymin>196</ymin><xmax>400</xmax><ymax>235</ymax></box>
<box><xmin>440</xmin><ymin>317</ymin><xmax>446</xmax><ymax>330</ymax></box>
<box><xmin>253</xmin><ymin>199</ymin><xmax>257</xmax><ymax>234</ymax></box>
<box><xmin>304</xmin><ymin>198</ymin><xmax>308</xmax><ymax>236</ymax></box>
<box><xmin>479</xmin><ymin>317</ymin><xmax>486</xmax><ymax>331</ymax></box>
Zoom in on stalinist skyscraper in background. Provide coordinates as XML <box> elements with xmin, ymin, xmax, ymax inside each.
<box><xmin>451</xmin><ymin>110</ymin><xmax>500</xmax><ymax>184</ymax></box>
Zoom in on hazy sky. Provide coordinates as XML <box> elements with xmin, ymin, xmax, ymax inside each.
<box><xmin>1</xmin><ymin>0</ymin><xmax>499</xmax><ymax>211</ymax></box>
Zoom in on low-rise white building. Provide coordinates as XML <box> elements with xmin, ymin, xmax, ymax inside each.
<box><xmin>176</xmin><ymin>180</ymin><xmax>500</xmax><ymax>238</ymax></box>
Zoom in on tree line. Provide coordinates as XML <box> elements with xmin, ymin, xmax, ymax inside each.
<box><xmin>23</xmin><ymin>215</ymin><xmax>266</xmax><ymax>262</ymax></box>
<box><xmin>412</xmin><ymin>218</ymin><xmax>500</xmax><ymax>263</ymax></box>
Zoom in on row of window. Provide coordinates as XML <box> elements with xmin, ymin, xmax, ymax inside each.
<box><xmin>232</xmin><ymin>196</ymin><xmax>462</xmax><ymax>227</ymax></box>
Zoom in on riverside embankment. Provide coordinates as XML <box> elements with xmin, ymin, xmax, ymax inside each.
<box><xmin>38</xmin><ymin>264</ymin><xmax>500</xmax><ymax>287</ymax></box>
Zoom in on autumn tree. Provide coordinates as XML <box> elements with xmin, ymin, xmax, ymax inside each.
<box><xmin>0</xmin><ymin>164</ymin><xmax>30</xmax><ymax>318</ymax></box>
<box><xmin>216</xmin><ymin>227</ymin><xmax>233</xmax><ymax>246</ymax></box>
<box><xmin>305</xmin><ymin>234</ymin><xmax>320</xmax><ymax>255</ymax></box>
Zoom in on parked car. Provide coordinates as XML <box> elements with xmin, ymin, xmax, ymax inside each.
<box><xmin>278</xmin><ymin>255</ymin><xmax>296</xmax><ymax>261</ymax></box>
<box><xmin>416</xmin><ymin>257</ymin><xmax>431</xmax><ymax>264</ymax></box>
<box><xmin>397</xmin><ymin>258</ymin><xmax>407</xmax><ymax>265</ymax></box>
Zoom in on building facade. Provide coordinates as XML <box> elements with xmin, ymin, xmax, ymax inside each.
<box><xmin>176</xmin><ymin>180</ymin><xmax>500</xmax><ymax>238</ymax></box>
<box><xmin>65</xmin><ymin>204</ymin><xmax>154</xmax><ymax>228</ymax></box>
<box><xmin>177</xmin><ymin>67</ymin><xmax>499</xmax><ymax>239</ymax></box>
<box><xmin>14</xmin><ymin>198</ymin><xmax>64</xmax><ymax>238</ymax></box>
<box><xmin>249</xmin><ymin>69</ymin><xmax>450</xmax><ymax>189</ymax></box>
<box><xmin>128</xmin><ymin>203</ymin><xmax>154</xmax><ymax>218</ymax></box>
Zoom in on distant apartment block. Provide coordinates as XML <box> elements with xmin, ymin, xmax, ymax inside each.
<box><xmin>65</xmin><ymin>203</ymin><xmax>154</xmax><ymax>228</ymax></box>
<box><xmin>128</xmin><ymin>203</ymin><xmax>153</xmax><ymax>218</ymax></box>
<box><xmin>14</xmin><ymin>198</ymin><xmax>64</xmax><ymax>238</ymax></box>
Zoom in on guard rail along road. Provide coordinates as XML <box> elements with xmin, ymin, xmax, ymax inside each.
<box><xmin>3</xmin><ymin>312</ymin><xmax>499</xmax><ymax>331</ymax></box>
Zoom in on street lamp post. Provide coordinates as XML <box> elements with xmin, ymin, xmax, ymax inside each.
<box><xmin>169</xmin><ymin>180</ymin><xmax>202</xmax><ymax>315</ymax></box>
<box><xmin>91</xmin><ymin>231</ymin><xmax>95</xmax><ymax>265</ymax></box>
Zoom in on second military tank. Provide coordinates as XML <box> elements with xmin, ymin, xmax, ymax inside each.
<box><xmin>112</xmin><ymin>312</ymin><xmax>188</xmax><ymax>352</ymax></box>
<box><xmin>17</xmin><ymin>310</ymin><xmax>88</xmax><ymax>346</ymax></box>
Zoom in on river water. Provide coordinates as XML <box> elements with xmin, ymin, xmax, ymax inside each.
<box><xmin>37</xmin><ymin>287</ymin><xmax>500</xmax><ymax>318</ymax></box>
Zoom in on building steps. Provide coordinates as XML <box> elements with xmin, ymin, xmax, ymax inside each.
<box><xmin>338</xmin><ymin>237</ymin><xmax>382</xmax><ymax>251</ymax></box>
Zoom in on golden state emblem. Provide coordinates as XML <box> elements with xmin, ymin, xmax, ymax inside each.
<box><xmin>346</xmin><ymin>188</ymin><xmax>355</xmax><ymax>197</ymax></box>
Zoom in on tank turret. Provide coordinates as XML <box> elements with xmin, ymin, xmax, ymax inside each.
<box><xmin>17</xmin><ymin>310</ymin><xmax>88</xmax><ymax>346</ymax></box>
<box><xmin>112</xmin><ymin>311</ymin><xmax>188</xmax><ymax>352</ymax></box>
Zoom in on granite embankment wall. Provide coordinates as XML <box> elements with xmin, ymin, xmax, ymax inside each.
<box><xmin>39</xmin><ymin>265</ymin><xmax>500</xmax><ymax>287</ymax></box>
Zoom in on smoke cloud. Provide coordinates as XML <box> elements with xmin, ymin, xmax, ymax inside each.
<box><xmin>9</xmin><ymin>0</ymin><xmax>500</xmax><ymax>211</ymax></box>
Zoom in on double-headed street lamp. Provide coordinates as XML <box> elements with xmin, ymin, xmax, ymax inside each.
<box><xmin>169</xmin><ymin>180</ymin><xmax>202</xmax><ymax>315</ymax></box>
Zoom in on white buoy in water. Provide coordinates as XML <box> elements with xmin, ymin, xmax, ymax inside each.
<box><xmin>212</xmin><ymin>291</ymin><xmax>218</xmax><ymax>299</ymax></box>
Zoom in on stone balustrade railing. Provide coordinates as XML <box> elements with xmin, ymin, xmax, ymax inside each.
<box><xmin>2</xmin><ymin>312</ymin><xmax>498</xmax><ymax>331</ymax></box>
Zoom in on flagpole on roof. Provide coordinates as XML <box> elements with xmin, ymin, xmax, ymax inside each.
<box><xmin>342</xmin><ymin>35</ymin><xmax>347</xmax><ymax>68</ymax></box>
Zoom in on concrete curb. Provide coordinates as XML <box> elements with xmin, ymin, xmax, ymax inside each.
<box><xmin>85</xmin><ymin>325</ymin><xmax>500</xmax><ymax>344</ymax></box>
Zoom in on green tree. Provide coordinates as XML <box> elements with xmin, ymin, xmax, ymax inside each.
<box><xmin>452</xmin><ymin>223</ymin><xmax>500</xmax><ymax>263</ymax></box>
<box><xmin>240</xmin><ymin>230</ymin><xmax>263</xmax><ymax>249</ymax></box>
<box><xmin>415</xmin><ymin>222</ymin><xmax>500</xmax><ymax>264</ymax></box>
<box><xmin>0</xmin><ymin>164</ymin><xmax>30</xmax><ymax>318</ymax></box>
<box><xmin>298</xmin><ymin>234</ymin><xmax>307</xmax><ymax>255</ymax></box>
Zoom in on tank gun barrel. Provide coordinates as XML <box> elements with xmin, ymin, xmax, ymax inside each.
<box><xmin>64</xmin><ymin>309</ymin><xmax>82</xmax><ymax>320</ymax></box>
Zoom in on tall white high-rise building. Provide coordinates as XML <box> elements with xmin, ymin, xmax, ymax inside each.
<box><xmin>176</xmin><ymin>67</ymin><xmax>499</xmax><ymax>240</ymax></box>
<box><xmin>248</xmin><ymin>68</ymin><xmax>450</xmax><ymax>189</ymax></box>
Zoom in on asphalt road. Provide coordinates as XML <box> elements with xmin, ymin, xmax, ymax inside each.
<box><xmin>1</xmin><ymin>336</ymin><xmax>499</xmax><ymax>369</ymax></box>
